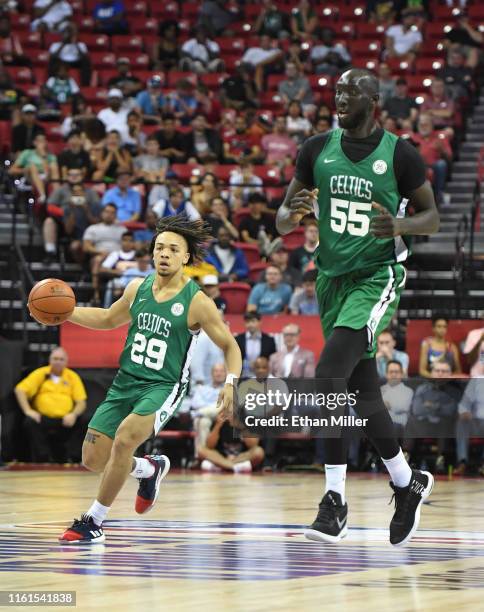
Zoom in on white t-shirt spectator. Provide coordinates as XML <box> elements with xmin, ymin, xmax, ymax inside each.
<box><xmin>463</xmin><ymin>328</ymin><xmax>484</xmax><ymax>378</ymax></box>
<box><xmin>97</xmin><ymin>106</ymin><xmax>129</xmax><ymax>138</ymax></box>
<box><xmin>381</xmin><ymin>382</ymin><xmax>414</xmax><ymax>427</ymax></box>
<box><xmin>101</xmin><ymin>249</ymin><xmax>137</xmax><ymax>272</ymax></box>
<box><xmin>82</xmin><ymin>223</ymin><xmax>127</xmax><ymax>253</ymax></box>
<box><xmin>386</xmin><ymin>24</ymin><xmax>422</xmax><ymax>55</ymax></box>
<box><xmin>151</xmin><ymin>199</ymin><xmax>201</xmax><ymax>222</ymax></box>
<box><xmin>32</xmin><ymin>0</ymin><xmax>72</xmax><ymax>31</ymax></box>
<box><xmin>182</xmin><ymin>38</ymin><xmax>220</xmax><ymax>64</ymax></box>
<box><xmin>48</xmin><ymin>41</ymin><xmax>88</xmax><ymax>62</ymax></box>
<box><xmin>242</xmin><ymin>46</ymin><xmax>280</xmax><ymax>66</ymax></box>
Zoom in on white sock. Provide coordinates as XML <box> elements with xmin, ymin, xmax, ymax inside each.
<box><xmin>325</xmin><ymin>464</ymin><xmax>347</xmax><ymax>504</ymax></box>
<box><xmin>129</xmin><ymin>457</ymin><xmax>155</xmax><ymax>479</ymax></box>
<box><xmin>87</xmin><ymin>500</ymin><xmax>110</xmax><ymax>526</ymax></box>
<box><xmin>382</xmin><ymin>448</ymin><xmax>412</xmax><ymax>488</ymax></box>
<box><xmin>45</xmin><ymin>243</ymin><xmax>56</xmax><ymax>253</ymax></box>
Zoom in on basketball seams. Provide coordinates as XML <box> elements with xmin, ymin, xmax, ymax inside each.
<box><xmin>28</xmin><ymin>278</ymin><xmax>76</xmax><ymax>325</ymax></box>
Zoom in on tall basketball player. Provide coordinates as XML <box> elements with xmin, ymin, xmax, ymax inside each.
<box><xmin>276</xmin><ymin>69</ymin><xmax>440</xmax><ymax>547</ymax></box>
<box><xmin>59</xmin><ymin>216</ymin><xmax>242</xmax><ymax>543</ymax></box>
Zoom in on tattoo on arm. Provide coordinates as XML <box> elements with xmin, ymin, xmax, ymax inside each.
<box><xmin>85</xmin><ymin>432</ymin><xmax>100</xmax><ymax>444</ymax></box>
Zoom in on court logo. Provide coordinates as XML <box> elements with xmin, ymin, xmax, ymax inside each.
<box><xmin>372</xmin><ymin>160</ymin><xmax>387</xmax><ymax>175</ymax></box>
<box><xmin>171</xmin><ymin>303</ymin><xmax>184</xmax><ymax>316</ymax></box>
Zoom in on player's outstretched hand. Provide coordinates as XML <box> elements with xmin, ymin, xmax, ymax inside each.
<box><xmin>370</xmin><ymin>201</ymin><xmax>402</xmax><ymax>238</ymax></box>
<box><xmin>288</xmin><ymin>188</ymin><xmax>319</xmax><ymax>218</ymax></box>
<box><xmin>217</xmin><ymin>384</ymin><xmax>235</xmax><ymax>420</ymax></box>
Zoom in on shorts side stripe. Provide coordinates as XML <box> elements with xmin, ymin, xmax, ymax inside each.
<box><xmin>366</xmin><ymin>265</ymin><xmax>397</xmax><ymax>350</ymax></box>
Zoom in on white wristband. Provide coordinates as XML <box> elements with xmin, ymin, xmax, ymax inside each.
<box><xmin>225</xmin><ymin>374</ymin><xmax>237</xmax><ymax>386</ymax></box>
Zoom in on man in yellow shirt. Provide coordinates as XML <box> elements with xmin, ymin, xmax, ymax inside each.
<box><xmin>15</xmin><ymin>347</ymin><xmax>87</xmax><ymax>463</ymax></box>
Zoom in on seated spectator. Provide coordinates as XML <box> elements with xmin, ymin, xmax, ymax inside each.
<box><xmin>419</xmin><ymin>314</ymin><xmax>462</xmax><ymax>378</ymax></box>
<box><xmin>194</xmin><ymin>83</ymin><xmax>222</xmax><ymax>126</ymax></box>
<box><xmin>220</xmin><ymin>64</ymin><xmax>259</xmax><ymax>111</ymax></box>
<box><xmin>199</xmin><ymin>410</ymin><xmax>264</xmax><ymax>473</ymax></box>
<box><xmin>151</xmin><ymin>20</ymin><xmax>180</xmax><ymax>72</ymax></box>
<box><xmin>454</xmin><ymin>378</ymin><xmax>484</xmax><ymax>476</ymax></box>
<box><xmin>44</xmin><ymin>167</ymin><xmax>101</xmax><ymax>262</ymax></box>
<box><xmin>97</xmin><ymin>89</ymin><xmax>129</xmax><ymax>138</ymax></box>
<box><xmin>385</xmin><ymin>8</ymin><xmax>422</xmax><ymax>62</ymax></box>
<box><xmin>247</xmin><ymin>264</ymin><xmax>292</xmax><ymax>315</ymax></box>
<box><xmin>107</xmin><ymin>57</ymin><xmax>143</xmax><ymax>99</ymax></box>
<box><xmin>289</xmin><ymin>269</ymin><xmax>318</xmax><ymax>314</ymax></box>
<box><xmin>290</xmin><ymin>0</ymin><xmax>318</xmax><ymax>41</ymax></box>
<box><xmin>47</xmin><ymin>22</ymin><xmax>91</xmax><ymax>86</ymax></box>
<box><xmin>260</xmin><ymin>243</ymin><xmax>302</xmax><ymax>287</ymax></box>
<box><xmin>261</xmin><ymin>115</ymin><xmax>298</xmax><ymax>167</ymax></box>
<box><xmin>133</xmin><ymin>135</ymin><xmax>168</xmax><ymax>184</ymax></box>
<box><xmin>444</xmin><ymin>13</ymin><xmax>483</xmax><ymax>70</ymax></box>
<box><xmin>57</xmin><ymin>129</ymin><xmax>91</xmax><ymax>180</ymax></box>
<box><xmin>11</xmin><ymin>104</ymin><xmax>45</xmax><ymax>154</ymax></box>
<box><xmin>60</xmin><ymin>95</ymin><xmax>100</xmax><ymax>139</ymax></box>
<box><xmin>92</xmin><ymin>130</ymin><xmax>132</xmax><ymax>182</ymax></box>
<box><xmin>151</xmin><ymin>186</ymin><xmax>201</xmax><ymax>221</ymax></box>
<box><xmin>381</xmin><ymin>78</ymin><xmax>418</xmax><ymax>127</ymax></box>
<box><xmin>436</xmin><ymin>48</ymin><xmax>473</xmax><ymax>102</ymax></box>
<box><xmin>43</xmin><ymin>62</ymin><xmax>80</xmax><ymax>105</ymax></box>
<box><xmin>367</xmin><ymin>0</ymin><xmax>396</xmax><ymax>26</ymax></box>
<box><xmin>420</xmin><ymin>77</ymin><xmax>455</xmax><ymax>131</ymax></box>
<box><xmin>255</xmin><ymin>0</ymin><xmax>290</xmax><ymax>40</ymax></box>
<box><xmin>101</xmin><ymin>170</ymin><xmax>140</xmax><ymax>221</ymax></box>
<box><xmin>239</xmin><ymin>192</ymin><xmax>278</xmax><ymax>254</ymax></box>
<box><xmin>278</xmin><ymin>61</ymin><xmax>313</xmax><ymax>109</ymax></box>
<box><xmin>200</xmin><ymin>274</ymin><xmax>227</xmax><ymax>312</ymax></box>
<box><xmin>82</xmin><ymin>203</ymin><xmax>127</xmax><ymax>304</ymax></box>
<box><xmin>93</xmin><ymin>0</ymin><xmax>128</xmax><ymax>35</ymax></box>
<box><xmin>148</xmin><ymin>167</ymin><xmax>180</xmax><ymax>207</ymax></box>
<box><xmin>288</xmin><ymin>219</ymin><xmax>318</xmax><ymax>272</ymax></box>
<box><xmin>133</xmin><ymin>208</ymin><xmax>158</xmax><ymax>248</ymax></box>
<box><xmin>190</xmin><ymin>172</ymin><xmax>221</xmax><ymax>216</ymax></box>
<box><xmin>204</xmin><ymin>196</ymin><xmax>239</xmax><ymax>240</ymax></box>
<box><xmin>9</xmin><ymin>132</ymin><xmax>59</xmax><ymax>203</ymax></box>
<box><xmin>166</xmin><ymin>78</ymin><xmax>198</xmax><ymax>127</ymax></box>
<box><xmin>380</xmin><ymin>360</ymin><xmax>414</xmax><ymax>439</ymax></box>
<box><xmin>376</xmin><ymin>329</ymin><xmax>409</xmax><ymax>379</ymax></box>
<box><xmin>104</xmin><ymin>246</ymin><xmax>153</xmax><ymax>306</ymax></box>
<box><xmin>313</xmin><ymin>116</ymin><xmax>332</xmax><ymax>135</ymax></box>
<box><xmin>190</xmin><ymin>329</ymin><xmax>224</xmax><ymax>386</ymax></box>
<box><xmin>14</xmin><ymin>347</ymin><xmax>86</xmax><ymax>463</ymax></box>
<box><xmin>135</xmin><ymin>76</ymin><xmax>164</xmax><ymax>124</ymax></box>
<box><xmin>378</xmin><ymin>62</ymin><xmax>396</xmax><ymax>107</ymax></box>
<box><xmin>0</xmin><ymin>65</ymin><xmax>21</xmax><ymax>121</ymax></box>
<box><xmin>198</xmin><ymin>0</ymin><xmax>242</xmax><ymax>37</ymax></box>
<box><xmin>99</xmin><ymin>229</ymin><xmax>136</xmax><ymax>281</ymax></box>
<box><xmin>191</xmin><ymin>363</ymin><xmax>227</xmax><ymax>457</ymax></box>
<box><xmin>236</xmin><ymin>311</ymin><xmax>276</xmax><ymax>376</ymax></box>
<box><xmin>269</xmin><ymin>323</ymin><xmax>315</xmax><ymax>377</ymax></box>
<box><xmin>153</xmin><ymin>112</ymin><xmax>187</xmax><ymax>163</ymax></box>
<box><xmin>122</xmin><ymin>110</ymin><xmax>146</xmax><ymax>156</ymax></box>
<box><xmin>462</xmin><ymin>324</ymin><xmax>484</xmax><ymax>379</ymax></box>
<box><xmin>229</xmin><ymin>159</ymin><xmax>263</xmax><ymax>209</ymax></box>
<box><xmin>0</xmin><ymin>12</ymin><xmax>27</xmax><ymax>66</ymax></box>
<box><xmin>309</xmin><ymin>27</ymin><xmax>351</xmax><ymax>76</ymax></box>
<box><xmin>32</xmin><ymin>0</ymin><xmax>72</xmax><ymax>32</ymax></box>
<box><xmin>180</xmin><ymin>25</ymin><xmax>224</xmax><ymax>75</ymax></box>
<box><xmin>241</xmin><ymin>34</ymin><xmax>284</xmax><ymax>93</ymax></box>
<box><xmin>205</xmin><ymin>227</ymin><xmax>249</xmax><ymax>281</ymax></box>
<box><xmin>184</xmin><ymin>114</ymin><xmax>223</xmax><ymax>164</ymax></box>
<box><xmin>223</xmin><ymin>115</ymin><xmax>262</xmax><ymax>164</ymax></box>
<box><xmin>411</xmin><ymin>113</ymin><xmax>452</xmax><ymax>206</ymax></box>
<box><xmin>286</xmin><ymin>100</ymin><xmax>312</xmax><ymax>144</ymax></box>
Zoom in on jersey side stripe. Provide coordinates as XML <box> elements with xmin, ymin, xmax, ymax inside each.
<box><xmin>365</xmin><ymin>265</ymin><xmax>397</xmax><ymax>349</ymax></box>
<box><xmin>394</xmin><ymin>198</ymin><xmax>410</xmax><ymax>262</ymax></box>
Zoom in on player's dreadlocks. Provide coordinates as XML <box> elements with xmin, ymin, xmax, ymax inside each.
<box><xmin>150</xmin><ymin>214</ymin><xmax>213</xmax><ymax>265</ymax></box>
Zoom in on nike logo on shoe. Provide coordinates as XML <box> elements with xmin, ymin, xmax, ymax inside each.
<box><xmin>324</xmin><ymin>159</ymin><xmax>336</xmax><ymax>163</ymax></box>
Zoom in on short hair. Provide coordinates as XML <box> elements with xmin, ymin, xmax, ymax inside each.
<box><xmin>302</xmin><ymin>269</ymin><xmax>317</xmax><ymax>283</ymax></box>
<box><xmin>431</xmin><ymin>359</ymin><xmax>452</xmax><ymax>371</ymax></box>
<box><xmin>107</xmin><ymin>129</ymin><xmax>121</xmax><ymax>138</ymax></box>
<box><xmin>161</xmin><ymin>112</ymin><xmax>176</xmax><ymax>121</ymax></box>
<box><xmin>104</xmin><ymin>203</ymin><xmax>117</xmax><ymax>211</ymax></box>
<box><xmin>247</xmin><ymin>192</ymin><xmax>267</xmax><ymax>205</ymax></box>
<box><xmin>304</xmin><ymin>218</ymin><xmax>319</xmax><ymax>228</ymax></box>
<box><xmin>431</xmin><ymin>314</ymin><xmax>448</xmax><ymax>325</ymax></box>
<box><xmin>386</xmin><ymin>360</ymin><xmax>403</xmax><ymax>371</ymax></box>
<box><xmin>150</xmin><ymin>215</ymin><xmax>213</xmax><ymax>265</ymax></box>
<box><xmin>146</xmin><ymin>134</ymin><xmax>159</xmax><ymax>143</ymax></box>
<box><xmin>122</xmin><ymin>231</ymin><xmax>134</xmax><ymax>239</ymax></box>
<box><xmin>135</xmin><ymin>247</ymin><xmax>150</xmax><ymax>258</ymax></box>
<box><xmin>128</xmin><ymin>110</ymin><xmax>141</xmax><ymax>119</ymax></box>
<box><xmin>266</xmin><ymin>264</ymin><xmax>281</xmax><ymax>274</ymax></box>
<box><xmin>66</xmin><ymin>129</ymin><xmax>81</xmax><ymax>140</ymax></box>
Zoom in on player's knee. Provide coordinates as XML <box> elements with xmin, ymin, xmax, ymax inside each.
<box><xmin>112</xmin><ymin>430</ymin><xmax>141</xmax><ymax>455</ymax></box>
<box><xmin>82</xmin><ymin>447</ymin><xmax>107</xmax><ymax>473</ymax></box>
<box><xmin>251</xmin><ymin>446</ymin><xmax>265</xmax><ymax>466</ymax></box>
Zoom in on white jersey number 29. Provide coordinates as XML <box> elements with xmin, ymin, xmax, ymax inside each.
<box><xmin>330</xmin><ymin>198</ymin><xmax>372</xmax><ymax>237</ymax></box>
<box><xmin>131</xmin><ymin>332</ymin><xmax>167</xmax><ymax>371</ymax></box>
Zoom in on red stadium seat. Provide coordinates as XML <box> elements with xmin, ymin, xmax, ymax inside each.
<box><xmin>130</xmin><ymin>17</ymin><xmax>159</xmax><ymax>34</ymax></box>
<box><xmin>74</xmin><ymin>16</ymin><xmax>96</xmax><ymax>32</ymax></box>
<box><xmin>217</xmin><ymin>38</ymin><xmax>246</xmax><ymax>54</ymax></box>
<box><xmin>79</xmin><ymin>34</ymin><xmax>110</xmax><ymax>51</ymax></box>
<box><xmin>252</xmin><ymin>166</ymin><xmax>283</xmax><ymax>186</ymax></box>
<box><xmin>281</xmin><ymin>226</ymin><xmax>305</xmax><ymax>251</ymax></box>
<box><xmin>425</xmin><ymin>22</ymin><xmax>454</xmax><ymax>40</ymax></box>
<box><xmin>318</xmin><ymin>5</ymin><xmax>340</xmax><ymax>21</ymax></box>
<box><xmin>31</xmin><ymin>51</ymin><xmax>49</xmax><ymax>67</ymax></box>
<box><xmin>386</xmin><ymin>58</ymin><xmax>413</xmax><ymax>75</ymax></box>
<box><xmin>351</xmin><ymin>57</ymin><xmax>379</xmax><ymax>71</ymax></box>
<box><xmin>349</xmin><ymin>39</ymin><xmax>382</xmax><ymax>58</ymax></box>
<box><xmin>356</xmin><ymin>23</ymin><xmax>386</xmax><ymax>39</ymax></box>
<box><xmin>166</xmin><ymin>71</ymin><xmax>197</xmax><ymax>87</ymax></box>
<box><xmin>81</xmin><ymin>87</ymin><xmax>108</xmax><ymax>105</ymax></box>
<box><xmin>18</xmin><ymin>31</ymin><xmax>42</xmax><ymax>50</ymax></box>
<box><xmin>332</xmin><ymin>23</ymin><xmax>356</xmax><ymax>40</ymax></box>
<box><xmin>267</xmin><ymin>74</ymin><xmax>286</xmax><ymax>91</ymax></box>
<box><xmin>218</xmin><ymin>282</ymin><xmax>251</xmax><ymax>314</ymax></box>
<box><xmin>420</xmin><ymin>40</ymin><xmax>446</xmax><ymax>58</ymax></box>
<box><xmin>415</xmin><ymin>58</ymin><xmax>444</xmax><ymax>74</ymax></box>
<box><xmin>405</xmin><ymin>75</ymin><xmax>434</xmax><ymax>94</ymax></box>
<box><xmin>248</xmin><ymin>262</ymin><xmax>268</xmax><ymax>283</ymax></box>
<box><xmin>0</xmin><ymin>121</ymin><xmax>11</xmax><ymax>155</ymax></box>
<box><xmin>232</xmin><ymin>243</ymin><xmax>260</xmax><ymax>266</ymax></box>
<box><xmin>306</xmin><ymin>74</ymin><xmax>333</xmax><ymax>90</ymax></box>
<box><xmin>90</xmin><ymin>52</ymin><xmax>117</xmax><ymax>69</ymax></box>
<box><xmin>125</xmin><ymin>1</ymin><xmax>148</xmax><ymax>17</ymax></box>
<box><xmin>5</xmin><ymin>66</ymin><xmax>33</xmax><ymax>83</ymax></box>
<box><xmin>433</xmin><ymin>5</ymin><xmax>463</xmax><ymax>21</ymax></box>
<box><xmin>233</xmin><ymin>208</ymin><xmax>251</xmax><ymax>228</ymax></box>
<box><xmin>111</xmin><ymin>35</ymin><xmax>144</xmax><ymax>53</ymax></box>
<box><xmin>338</xmin><ymin>5</ymin><xmax>367</xmax><ymax>22</ymax></box>
<box><xmin>171</xmin><ymin>163</ymin><xmax>201</xmax><ymax>181</ymax></box>
<box><xmin>468</xmin><ymin>5</ymin><xmax>484</xmax><ymax>20</ymax></box>
<box><xmin>198</xmin><ymin>73</ymin><xmax>228</xmax><ymax>89</ymax></box>
<box><xmin>10</xmin><ymin>14</ymin><xmax>31</xmax><ymax>31</ymax></box>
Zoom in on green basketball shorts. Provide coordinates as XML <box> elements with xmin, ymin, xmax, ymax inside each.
<box><xmin>88</xmin><ymin>370</ymin><xmax>188</xmax><ymax>439</ymax></box>
<box><xmin>316</xmin><ymin>263</ymin><xmax>406</xmax><ymax>359</ymax></box>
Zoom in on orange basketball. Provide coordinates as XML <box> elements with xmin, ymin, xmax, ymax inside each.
<box><xmin>28</xmin><ymin>278</ymin><xmax>76</xmax><ymax>326</ymax></box>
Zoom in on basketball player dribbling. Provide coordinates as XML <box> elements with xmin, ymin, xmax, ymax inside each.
<box><xmin>59</xmin><ymin>216</ymin><xmax>242</xmax><ymax>543</ymax></box>
<box><xmin>276</xmin><ymin>69</ymin><xmax>440</xmax><ymax>546</ymax></box>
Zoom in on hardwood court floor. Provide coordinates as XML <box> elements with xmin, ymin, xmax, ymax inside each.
<box><xmin>0</xmin><ymin>469</ymin><xmax>483</xmax><ymax>612</ymax></box>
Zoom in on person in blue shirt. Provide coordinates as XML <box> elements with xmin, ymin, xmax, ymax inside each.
<box><xmin>101</xmin><ymin>171</ymin><xmax>141</xmax><ymax>222</ymax></box>
<box><xmin>93</xmin><ymin>0</ymin><xmax>128</xmax><ymax>34</ymax></box>
<box><xmin>166</xmin><ymin>78</ymin><xmax>197</xmax><ymax>126</ymax></box>
<box><xmin>205</xmin><ymin>226</ymin><xmax>249</xmax><ymax>281</ymax></box>
<box><xmin>247</xmin><ymin>264</ymin><xmax>293</xmax><ymax>315</ymax></box>
<box><xmin>133</xmin><ymin>208</ymin><xmax>158</xmax><ymax>247</ymax></box>
<box><xmin>135</xmin><ymin>76</ymin><xmax>165</xmax><ymax>123</ymax></box>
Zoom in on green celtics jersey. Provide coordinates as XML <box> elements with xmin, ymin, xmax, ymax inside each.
<box><xmin>119</xmin><ymin>274</ymin><xmax>200</xmax><ymax>384</ymax></box>
<box><xmin>311</xmin><ymin>128</ymin><xmax>410</xmax><ymax>277</ymax></box>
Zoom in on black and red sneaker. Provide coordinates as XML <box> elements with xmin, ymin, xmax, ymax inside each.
<box><xmin>135</xmin><ymin>454</ymin><xmax>171</xmax><ymax>514</ymax></box>
<box><xmin>59</xmin><ymin>514</ymin><xmax>105</xmax><ymax>544</ymax></box>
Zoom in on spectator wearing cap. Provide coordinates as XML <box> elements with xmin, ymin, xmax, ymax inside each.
<box><xmin>261</xmin><ymin>115</ymin><xmax>298</xmax><ymax>167</ymax></box>
<box><xmin>235</xmin><ymin>312</ymin><xmax>277</xmax><ymax>377</ymax></box>
<box><xmin>278</xmin><ymin>61</ymin><xmax>313</xmax><ymax>109</ymax></box>
<box><xmin>32</xmin><ymin>0</ymin><xmax>73</xmax><ymax>33</ymax></box>
<box><xmin>381</xmin><ymin>78</ymin><xmax>418</xmax><ymax>128</ymax></box>
<box><xmin>93</xmin><ymin>0</ymin><xmax>128</xmax><ymax>35</ymax></box>
<box><xmin>151</xmin><ymin>186</ymin><xmax>201</xmax><ymax>222</ymax></box>
<box><xmin>205</xmin><ymin>226</ymin><xmax>249</xmax><ymax>282</ymax></box>
<box><xmin>133</xmin><ymin>135</ymin><xmax>169</xmax><ymax>184</ymax></box>
<box><xmin>269</xmin><ymin>323</ymin><xmax>315</xmax><ymax>378</ymax></box>
<box><xmin>260</xmin><ymin>243</ymin><xmax>302</xmax><ymax>287</ymax></box>
<box><xmin>57</xmin><ymin>129</ymin><xmax>91</xmax><ymax>180</ymax></box>
<box><xmin>420</xmin><ymin>77</ymin><xmax>455</xmax><ymax>132</ymax></box>
<box><xmin>135</xmin><ymin>76</ymin><xmax>165</xmax><ymax>124</ymax></box>
<box><xmin>309</xmin><ymin>27</ymin><xmax>351</xmax><ymax>76</ymax></box>
<box><xmin>247</xmin><ymin>264</ymin><xmax>292</xmax><ymax>315</ymax></box>
<box><xmin>184</xmin><ymin>114</ymin><xmax>223</xmax><ymax>164</ymax></box>
<box><xmin>385</xmin><ymin>9</ymin><xmax>422</xmax><ymax>62</ymax></box>
<box><xmin>92</xmin><ymin>129</ymin><xmax>132</xmax><ymax>182</ymax></box>
<box><xmin>107</xmin><ymin>57</ymin><xmax>143</xmax><ymax>98</ymax></box>
<box><xmin>201</xmin><ymin>275</ymin><xmax>227</xmax><ymax>312</ymax></box>
<box><xmin>101</xmin><ymin>171</ymin><xmax>141</xmax><ymax>222</ymax></box>
<box><xmin>47</xmin><ymin>22</ymin><xmax>91</xmax><ymax>86</ymax></box>
<box><xmin>11</xmin><ymin>104</ymin><xmax>45</xmax><ymax>154</ymax></box>
<box><xmin>166</xmin><ymin>79</ymin><xmax>198</xmax><ymax>127</ymax></box>
<box><xmin>97</xmin><ymin>88</ymin><xmax>130</xmax><ymax>138</ymax></box>
<box><xmin>153</xmin><ymin>113</ymin><xmax>188</xmax><ymax>163</ymax></box>
<box><xmin>289</xmin><ymin>269</ymin><xmax>318</xmax><ymax>314</ymax></box>
<box><xmin>241</xmin><ymin>34</ymin><xmax>284</xmax><ymax>93</ymax></box>
<box><xmin>180</xmin><ymin>25</ymin><xmax>224</xmax><ymax>75</ymax></box>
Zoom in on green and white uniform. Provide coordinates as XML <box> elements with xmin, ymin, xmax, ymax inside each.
<box><xmin>89</xmin><ymin>274</ymin><xmax>200</xmax><ymax>438</ymax></box>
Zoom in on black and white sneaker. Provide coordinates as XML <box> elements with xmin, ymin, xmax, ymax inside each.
<box><xmin>59</xmin><ymin>514</ymin><xmax>105</xmax><ymax>544</ymax></box>
<box><xmin>389</xmin><ymin>469</ymin><xmax>434</xmax><ymax>547</ymax></box>
<box><xmin>304</xmin><ymin>491</ymin><xmax>348</xmax><ymax>543</ymax></box>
